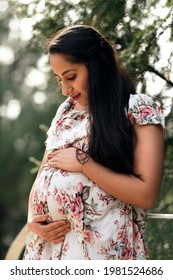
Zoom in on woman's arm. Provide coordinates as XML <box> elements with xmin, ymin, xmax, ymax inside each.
<box><xmin>48</xmin><ymin>123</ymin><xmax>164</xmax><ymax>210</ymax></box>
<box><xmin>82</xmin><ymin>123</ymin><xmax>164</xmax><ymax>210</ymax></box>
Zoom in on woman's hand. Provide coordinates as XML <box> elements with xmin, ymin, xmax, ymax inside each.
<box><xmin>47</xmin><ymin>147</ymin><xmax>83</xmax><ymax>172</ymax></box>
<box><xmin>28</xmin><ymin>214</ymin><xmax>71</xmax><ymax>243</ymax></box>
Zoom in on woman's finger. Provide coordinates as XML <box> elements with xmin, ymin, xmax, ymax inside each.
<box><xmin>29</xmin><ymin>214</ymin><xmax>48</xmax><ymax>223</ymax></box>
<box><xmin>48</xmin><ymin>226</ymin><xmax>71</xmax><ymax>242</ymax></box>
<box><xmin>45</xmin><ymin>221</ymin><xmax>71</xmax><ymax>233</ymax></box>
<box><xmin>38</xmin><ymin>222</ymin><xmax>71</xmax><ymax>242</ymax></box>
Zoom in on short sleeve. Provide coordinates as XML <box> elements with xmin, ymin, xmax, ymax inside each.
<box><xmin>128</xmin><ymin>94</ymin><xmax>165</xmax><ymax>129</ymax></box>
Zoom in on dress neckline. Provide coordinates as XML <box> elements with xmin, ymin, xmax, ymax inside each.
<box><xmin>67</xmin><ymin>98</ymin><xmax>89</xmax><ymax>114</ymax></box>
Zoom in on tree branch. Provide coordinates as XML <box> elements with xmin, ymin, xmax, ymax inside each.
<box><xmin>147</xmin><ymin>65</ymin><xmax>173</xmax><ymax>87</ymax></box>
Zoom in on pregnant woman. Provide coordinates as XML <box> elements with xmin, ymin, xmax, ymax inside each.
<box><xmin>23</xmin><ymin>25</ymin><xmax>164</xmax><ymax>260</ymax></box>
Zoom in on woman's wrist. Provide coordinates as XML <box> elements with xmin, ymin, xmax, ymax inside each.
<box><xmin>81</xmin><ymin>156</ymin><xmax>93</xmax><ymax>174</ymax></box>
<box><xmin>75</xmin><ymin>148</ymin><xmax>90</xmax><ymax>168</ymax></box>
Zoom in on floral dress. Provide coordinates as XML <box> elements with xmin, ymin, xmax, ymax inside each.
<box><xmin>23</xmin><ymin>93</ymin><xmax>164</xmax><ymax>260</ymax></box>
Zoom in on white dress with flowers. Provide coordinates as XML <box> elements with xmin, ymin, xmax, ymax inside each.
<box><xmin>23</xmin><ymin>94</ymin><xmax>164</xmax><ymax>260</ymax></box>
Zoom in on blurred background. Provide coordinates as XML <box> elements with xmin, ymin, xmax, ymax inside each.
<box><xmin>0</xmin><ymin>0</ymin><xmax>173</xmax><ymax>260</ymax></box>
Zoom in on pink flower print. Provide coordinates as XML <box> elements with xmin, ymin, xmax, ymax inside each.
<box><xmin>36</xmin><ymin>203</ymin><xmax>44</xmax><ymax>214</ymax></box>
<box><xmin>57</xmin><ymin>207</ymin><xmax>66</xmax><ymax>216</ymax></box>
<box><xmin>117</xmin><ymin>230</ymin><xmax>125</xmax><ymax>240</ymax></box>
<box><xmin>63</xmin><ymin>242</ymin><xmax>70</xmax><ymax>252</ymax></box>
<box><xmin>109</xmin><ymin>238</ymin><xmax>117</xmax><ymax>247</ymax></box>
<box><xmin>59</xmin><ymin>169</ymin><xmax>69</xmax><ymax>177</ymax></box>
<box><xmin>57</xmin><ymin>190</ymin><xmax>69</xmax><ymax>205</ymax></box>
<box><xmin>99</xmin><ymin>246</ymin><xmax>108</xmax><ymax>255</ymax></box>
<box><xmin>119</xmin><ymin>210</ymin><xmax>125</xmax><ymax>217</ymax></box>
<box><xmin>125</xmin><ymin>208</ymin><xmax>131</xmax><ymax>215</ymax></box>
<box><xmin>139</xmin><ymin>105</ymin><xmax>153</xmax><ymax>120</ymax></box>
<box><xmin>77</xmin><ymin>182</ymin><xmax>83</xmax><ymax>193</ymax></box>
<box><xmin>61</xmin><ymin>191</ymin><xmax>69</xmax><ymax>203</ymax></box>
<box><xmin>83</xmin><ymin>229</ymin><xmax>93</xmax><ymax>243</ymax></box>
<box><xmin>28</xmin><ymin>242</ymin><xmax>34</xmax><ymax>250</ymax></box>
<box><xmin>56</xmin><ymin>194</ymin><xmax>62</xmax><ymax>205</ymax></box>
<box><xmin>120</xmin><ymin>206</ymin><xmax>131</xmax><ymax>216</ymax></box>
<box><xmin>54</xmin><ymin>188</ymin><xmax>58</xmax><ymax>196</ymax></box>
<box><xmin>128</xmin><ymin>112</ymin><xmax>134</xmax><ymax>123</ymax></box>
<box><xmin>134</xmin><ymin>229</ymin><xmax>142</xmax><ymax>243</ymax></box>
<box><xmin>95</xmin><ymin>230</ymin><xmax>101</xmax><ymax>239</ymax></box>
<box><xmin>38</xmin><ymin>243</ymin><xmax>45</xmax><ymax>256</ymax></box>
<box><xmin>121</xmin><ymin>246</ymin><xmax>132</xmax><ymax>260</ymax></box>
<box><xmin>78</xmin><ymin>114</ymin><xmax>86</xmax><ymax>121</ymax></box>
<box><xmin>98</xmin><ymin>193</ymin><xmax>112</xmax><ymax>205</ymax></box>
<box><xmin>69</xmin><ymin>196</ymin><xmax>83</xmax><ymax>219</ymax></box>
<box><xmin>56</xmin><ymin>119</ymin><xmax>65</xmax><ymax>130</ymax></box>
<box><xmin>98</xmin><ymin>193</ymin><xmax>106</xmax><ymax>201</ymax></box>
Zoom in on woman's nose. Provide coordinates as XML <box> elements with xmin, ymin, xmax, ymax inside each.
<box><xmin>61</xmin><ymin>82</ymin><xmax>73</xmax><ymax>96</ymax></box>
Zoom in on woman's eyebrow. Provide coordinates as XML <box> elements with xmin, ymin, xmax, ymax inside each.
<box><xmin>54</xmin><ymin>69</ymin><xmax>77</xmax><ymax>78</ymax></box>
<box><xmin>61</xmin><ymin>69</ymin><xmax>76</xmax><ymax>75</ymax></box>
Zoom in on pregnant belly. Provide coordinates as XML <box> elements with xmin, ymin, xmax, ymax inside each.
<box><xmin>34</xmin><ymin>167</ymin><xmax>91</xmax><ymax>225</ymax></box>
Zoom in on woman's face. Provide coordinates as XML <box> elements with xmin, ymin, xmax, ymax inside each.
<box><xmin>50</xmin><ymin>53</ymin><xmax>89</xmax><ymax>111</ymax></box>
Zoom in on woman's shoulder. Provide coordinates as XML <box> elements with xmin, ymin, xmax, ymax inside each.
<box><xmin>51</xmin><ymin>97</ymin><xmax>74</xmax><ymax>121</ymax></box>
<box><xmin>128</xmin><ymin>93</ymin><xmax>165</xmax><ymax>128</ymax></box>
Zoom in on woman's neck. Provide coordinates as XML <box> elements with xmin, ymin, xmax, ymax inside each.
<box><xmin>74</xmin><ymin>102</ymin><xmax>89</xmax><ymax>112</ymax></box>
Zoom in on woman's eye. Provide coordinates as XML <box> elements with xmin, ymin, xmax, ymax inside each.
<box><xmin>68</xmin><ymin>75</ymin><xmax>76</xmax><ymax>81</ymax></box>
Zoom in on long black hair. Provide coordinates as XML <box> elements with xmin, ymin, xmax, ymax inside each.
<box><xmin>47</xmin><ymin>25</ymin><xmax>136</xmax><ymax>175</ymax></box>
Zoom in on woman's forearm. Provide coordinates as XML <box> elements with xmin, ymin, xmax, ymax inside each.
<box><xmin>82</xmin><ymin>158</ymin><xmax>158</xmax><ymax>210</ymax></box>
<box><xmin>82</xmin><ymin>124</ymin><xmax>164</xmax><ymax>210</ymax></box>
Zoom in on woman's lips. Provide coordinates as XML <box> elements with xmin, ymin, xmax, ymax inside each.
<box><xmin>71</xmin><ymin>94</ymin><xmax>80</xmax><ymax>101</ymax></box>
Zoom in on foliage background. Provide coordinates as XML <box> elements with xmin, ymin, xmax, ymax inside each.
<box><xmin>0</xmin><ymin>0</ymin><xmax>173</xmax><ymax>259</ymax></box>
